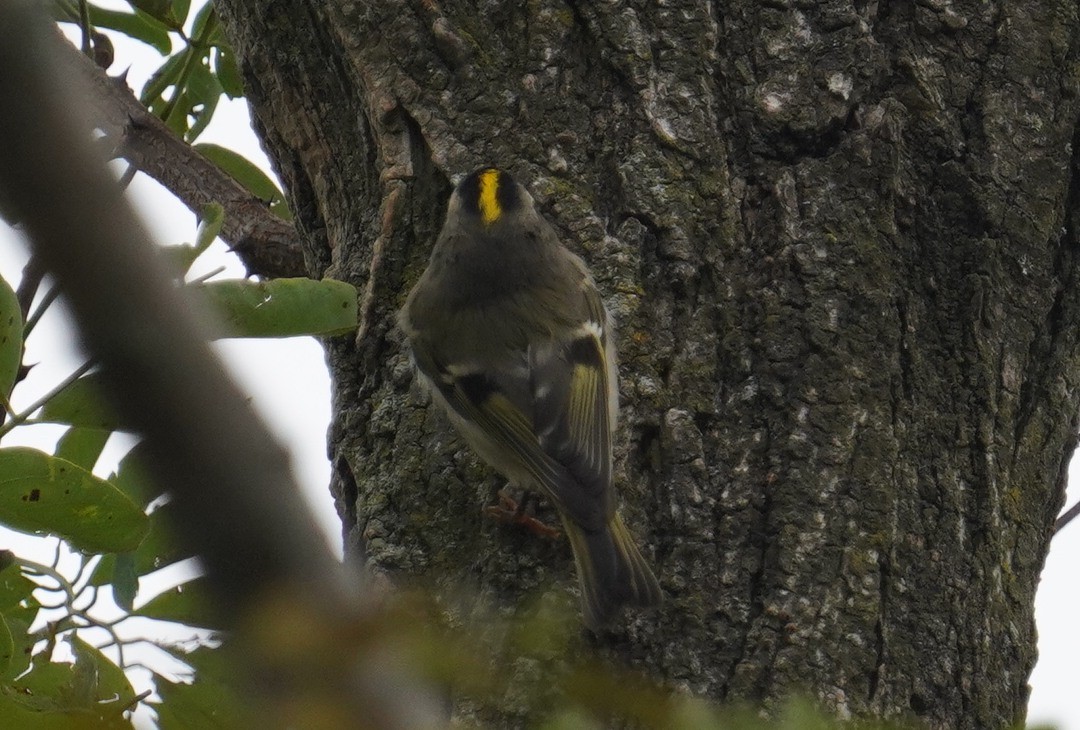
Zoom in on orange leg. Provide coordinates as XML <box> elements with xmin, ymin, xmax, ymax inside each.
<box><xmin>483</xmin><ymin>489</ymin><xmax>561</xmax><ymax>539</ymax></box>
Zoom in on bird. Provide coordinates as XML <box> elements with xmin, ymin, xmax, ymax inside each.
<box><xmin>399</xmin><ymin>166</ymin><xmax>662</xmax><ymax>628</ymax></box>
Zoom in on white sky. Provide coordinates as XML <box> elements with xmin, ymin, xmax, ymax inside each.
<box><xmin>0</xmin><ymin>11</ymin><xmax>1076</xmax><ymax>730</ymax></box>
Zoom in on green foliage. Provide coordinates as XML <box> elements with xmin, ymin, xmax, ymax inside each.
<box><xmin>128</xmin><ymin>1</ymin><xmax>236</xmax><ymax>142</ymax></box>
<box><xmin>0</xmin><ymin>636</ymin><xmax>135</xmax><ymax>728</ymax></box>
<box><xmin>53</xmin><ymin>0</ymin><xmax>260</xmax><ymax>148</ymax></box>
<box><xmin>135</xmin><ymin>578</ymin><xmax>216</xmax><ymax>629</ymax></box>
<box><xmin>152</xmin><ymin>646</ymin><xmax>256</xmax><ymax>728</ymax></box>
<box><xmin>0</xmin><ymin>2</ymin><xmax>308</xmax><ymax>723</ymax></box>
<box><xmin>159</xmin><ymin>204</ymin><xmax>223</xmax><ymax>275</ymax></box>
<box><xmin>54</xmin><ymin>427</ymin><xmax>110</xmax><ymax>472</ymax></box>
<box><xmin>0</xmin><ymin>564</ymin><xmax>39</xmax><ymax>682</ymax></box>
<box><xmin>0</xmin><ymin>448</ymin><xmax>148</xmax><ymax>553</ymax></box>
<box><xmin>0</xmin><ymin>0</ymin><xmax>353</xmax><ymax>703</ymax></box>
<box><xmin>38</xmin><ymin>373</ymin><xmax>123</xmax><ymax>432</ymax></box>
<box><xmin>140</xmin><ymin>45</ymin><xmax>222</xmax><ymax>140</ymax></box>
<box><xmin>0</xmin><ymin>265</ymin><xmax>353</xmax><ymax>722</ymax></box>
<box><xmin>51</xmin><ymin>0</ymin><xmax>172</xmax><ymax>54</ymax></box>
<box><xmin>128</xmin><ymin>0</ymin><xmax>184</xmax><ymax>30</ymax></box>
<box><xmin>87</xmin><ymin>447</ymin><xmax>194</xmax><ymax>609</ymax></box>
<box><xmin>191</xmin><ymin>278</ymin><xmax>359</xmax><ymax>338</ymax></box>
<box><xmin>0</xmin><ymin>274</ymin><xmax>22</xmax><ymax>401</ymax></box>
<box><xmin>213</xmin><ymin>45</ymin><xmax>244</xmax><ymax>99</ymax></box>
<box><xmin>194</xmin><ymin>145</ymin><xmax>291</xmax><ymax>219</ymax></box>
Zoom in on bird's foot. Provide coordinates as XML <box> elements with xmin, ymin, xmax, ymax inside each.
<box><xmin>483</xmin><ymin>489</ymin><xmax>560</xmax><ymax>539</ymax></box>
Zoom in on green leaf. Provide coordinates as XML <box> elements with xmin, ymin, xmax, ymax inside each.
<box><xmin>269</xmin><ymin>198</ymin><xmax>292</xmax><ymax>221</ymax></box>
<box><xmin>38</xmin><ymin>373</ymin><xmax>123</xmax><ymax>431</ymax></box>
<box><xmin>153</xmin><ymin>646</ymin><xmax>255</xmax><ymax>728</ymax></box>
<box><xmin>135</xmin><ymin>577</ymin><xmax>215</xmax><ymax>628</ymax></box>
<box><xmin>0</xmin><ymin>604</ymin><xmax>37</xmax><ymax>683</ymax></box>
<box><xmin>126</xmin><ymin>0</ymin><xmax>179</xmax><ymax>29</ymax></box>
<box><xmin>54</xmin><ymin>428</ymin><xmax>110</xmax><ymax>472</ymax></box>
<box><xmin>141</xmin><ymin>51</ymin><xmax>187</xmax><ymax>112</ymax></box>
<box><xmin>0</xmin><ymin>568</ymin><xmax>39</xmax><ymax>682</ymax></box>
<box><xmin>0</xmin><ymin>690</ymin><xmax>86</xmax><ymax>729</ymax></box>
<box><xmin>192</xmin><ymin>143</ymin><xmax>283</xmax><ymax>202</ymax></box>
<box><xmin>161</xmin><ymin>243</ymin><xmax>203</xmax><ymax>276</ymax></box>
<box><xmin>0</xmin><ymin>447</ymin><xmax>148</xmax><ymax>554</ymax></box>
<box><xmin>0</xmin><ymin>274</ymin><xmax>23</xmax><ymax>401</ymax></box>
<box><xmin>107</xmin><ymin>441</ymin><xmax>158</xmax><ymax>506</ymax></box>
<box><xmin>213</xmin><ymin>45</ymin><xmax>244</xmax><ymax>99</ymax></box>
<box><xmin>110</xmin><ymin>554</ymin><xmax>138</xmax><ymax>612</ymax></box>
<box><xmin>189</xmin><ymin>2</ymin><xmax>219</xmax><ymax>45</ymax></box>
<box><xmin>52</xmin><ymin>1</ymin><xmax>173</xmax><ymax>55</ymax></box>
<box><xmin>2</xmin><ymin>648</ymin><xmax>134</xmax><ymax>727</ymax></box>
<box><xmin>189</xmin><ymin>278</ymin><xmax>358</xmax><ymax>339</ymax></box>
<box><xmin>0</xmin><ymin>561</ymin><xmax>38</xmax><ymax>612</ymax></box>
<box><xmin>183</xmin><ymin>61</ymin><xmax>223</xmax><ymax>141</ymax></box>
<box><xmin>91</xmin><ymin>7</ymin><xmax>172</xmax><ymax>54</ymax></box>
<box><xmin>195</xmin><ymin>203</ymin><xmax>224</xmax><ymax>253</ymax></box>
<box><xmin>90</xmin><ymin>502</ymin><xmax>192</xmax><ymax>589</ymax></box>
<box><xmin>0</xmin><ymin>614</ymin><xmax>12</xmax><ymax>677</ymax></box>
<box><xmin>170</xmin><ymin>0</ymin><xmax>191</xmax><ymax>27</ymax></box>
<box><xmin>68</xmin><ymin>636</ymin><xmax>136</xmax><ymax>711</ymax></box>
<box><xmin>7</xmin><ymin>660</ymin><xmax>82</xmax><ymax>712</ymax></box>
<box><xmin>72</xmin><ymin>440</ymin><xmax>159</xmax><ymax>594</ymax></box>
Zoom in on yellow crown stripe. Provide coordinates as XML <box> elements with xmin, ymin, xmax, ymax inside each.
<box><xmin>478</xmin><ymin>169</ymin><xmax>501</xmax><ymax>224</ymax></box>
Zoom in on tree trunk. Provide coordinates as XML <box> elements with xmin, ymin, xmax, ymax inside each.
<box><xmin>214</xmin><ymin>2</ymin><xmax>1080</xmax><ymax>727</ymax></box>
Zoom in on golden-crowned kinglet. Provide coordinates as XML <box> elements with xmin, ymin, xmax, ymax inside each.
<box><xmin>400</xmin><ymin>167</ymin><xmax>661</xmax><ymax>628</ymax></box>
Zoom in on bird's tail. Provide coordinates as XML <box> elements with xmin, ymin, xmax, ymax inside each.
<box><xmin>563</xmin><ymin>513</ymin><xmax>662</xmax><ymax>629</ymax></box>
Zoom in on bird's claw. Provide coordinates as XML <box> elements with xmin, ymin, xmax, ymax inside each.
<box><xmin>483</xmin><ymin>489</ymin><xmax>560</xmax><ymax>539</ymax></box>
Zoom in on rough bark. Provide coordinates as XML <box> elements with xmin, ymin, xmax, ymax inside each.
<box><xmin>214</xmin><ymin>1</ymin><xmax>1080</xmax><ymax>728</ymax></box>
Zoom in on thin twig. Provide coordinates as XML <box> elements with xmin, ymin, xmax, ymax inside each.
<box><xmin>1054</xmin><ymin>500</ymin><xmax>1080</xmax><ymax>533</ymax></box>
<box><xmin>0</xmin><ymin>360</ymin><xmax>95</xmax><ymax>437</ymax></box>
<box><xmin>23</xmin><ymin>284</ymin><xmax>61</xmax><ymax>337</ymax></box>
<box><xmin>50</xmin><ymin>537</ymin><xmax>62</xmax><ymax>569</ymax></box>
<box><xmin>118</xmin><ymin>164</ymin><xmax>138</xmax><ymax>189</ymax></box>
<box><xmin>77</xmin><ymin>0</ymin><xmax>91</xmax><ymax>55</ymax></box>
<box><xmin>18</xmin><ymin>557</ymin><xmax>78</xmax><ymax>602</ymax></box>
<box><xmin>120</xmin><ymin>690</ymin><xmax>153</xmax><ymax>714</ymax></box>
<box><xmin>186</xmin><ymin>265</ymin><xmax>227</xmax><ymax>285</ymax></box>
<box><xmin>74</xmin><ymin>608</ymin><xmax>126</xmax><ymax>667</ymax></box>
<box><xmin>70</xmin><ymin>553</ymin><xmax>95</xmax><ymax>594</ymax></box>
<box><xmin>36</xmin><ymin>594</ymin><xmax>73</xmax><ymax>611</ymax></box>
<box><xmin>18</xmin><ymin>555</ymin><xmax>127</xmax><ymax>667</ymax></box>
<box><xmin>15</xmin><ymin>255</ymin><xmax>46</xmax><ymax>323</ymax></box>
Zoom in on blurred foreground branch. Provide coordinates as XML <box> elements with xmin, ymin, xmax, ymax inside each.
<box><xmin>0</xmin><ymin>3</ymin><xmax>438</xmax><ymax>726</ymax></box>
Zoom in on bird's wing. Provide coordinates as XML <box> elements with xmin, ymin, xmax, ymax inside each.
<box><xmin>529</xmin><ymin>318</ymin><xmax>613</xmax><ymax>520</ymax></box>
<box><xmin>409</xmin><ymin>308</ymin><xmax>614</xmax><ymax>531</ymax></box>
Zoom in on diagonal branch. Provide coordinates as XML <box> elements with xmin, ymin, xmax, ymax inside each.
<box><xmin>1055</xmin><ymin>499</ymin><xmax>1080</xmax><ymax>533</ymax></box>
<box><xmin>61</xmin><ymin>33</ymin><xmax>305</xmax><ymax>279</ymax></box>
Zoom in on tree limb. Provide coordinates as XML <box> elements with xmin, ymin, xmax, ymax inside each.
<box><xmin>61</xmin><ymin>31</ymin><xmax>306</xmax><ymax>279</ymax></box>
